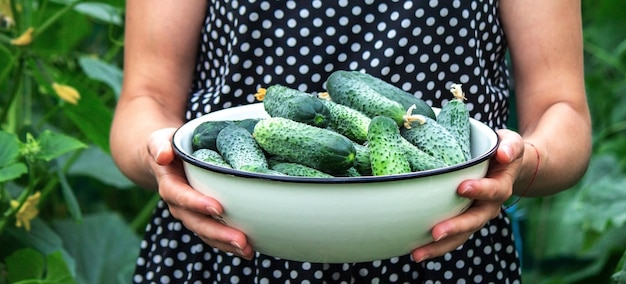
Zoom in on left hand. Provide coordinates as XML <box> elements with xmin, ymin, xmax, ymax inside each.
<box><xmin>410</xmin><ymin>129</ymin><xmax>525</xmax><ymax>262</ymax></box>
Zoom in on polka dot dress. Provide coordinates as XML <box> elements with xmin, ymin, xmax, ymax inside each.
<box><xmin>134</xmin><ymin>0</ymin><xmax>521</xmax><ymax>283</ymax></box>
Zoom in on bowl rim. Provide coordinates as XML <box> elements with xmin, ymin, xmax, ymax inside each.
<box><xmin>172</xmin><ymin>106</ymin><xmax>500</xmax><ymax>184</ymax></box>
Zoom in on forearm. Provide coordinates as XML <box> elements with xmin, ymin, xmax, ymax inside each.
<box><xmin>110</xmin><ymin>0</ymin><xmax>206</xmax><ymax>190</ymax></box>
<box><xmin>502</xmin><ymin>0</ymin><xmax>591</xmax><ymax>197</ymax></box>
<box><xmin>514</xmin><ymin>102</ymin><xmax>591</xmax><ymax>197</ymax></box>
<box><xmin>110</xmin><ymin>92</ymin><xmax>185</xmax><ymax>190</ymax></box>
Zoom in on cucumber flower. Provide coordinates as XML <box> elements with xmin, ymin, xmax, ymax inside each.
<box><xmin>10</xmin><ymin>27</ymin><xmax>34</xmax><ymax>46</ymax></box>
<box><xmin>52</xmin><ymin>82</ymin><xmax>80</xmax><ymax>104</ymax></box>
<box><xmin>10</xmin><ymin>191</ymin><xmax>42</xmax><ymax>231</ymax></box>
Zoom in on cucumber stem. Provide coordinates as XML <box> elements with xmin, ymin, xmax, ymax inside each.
<box><xmin>317</xmin><ymin>92</ymin><xmax>331</xmax><ymax>101</ymax></box>
<box><xmin>450</xmin><ymin>83</ymin><xmax>467</xmax><ymax>101</ymax></box>
<box><xmin>254</xmin><ymin>87</ymin><xmax>267</xmax><ymax>101</ymax></box>
<box><xmin>402</xmin><ymin>104</ymin><xmax>427</xmax><ymax>129</ymax></box>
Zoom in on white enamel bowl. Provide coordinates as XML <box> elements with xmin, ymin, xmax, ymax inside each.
<box><xmin>172</xmin><ymin>103</ymin><xmax>498</xmax><ymax>263</ymax></box>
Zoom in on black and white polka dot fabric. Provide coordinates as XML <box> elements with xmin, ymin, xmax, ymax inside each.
<box><xmin>134</xmin><ymin>0</ymin><xmax>521</xmax><ymax>283</ymax></box>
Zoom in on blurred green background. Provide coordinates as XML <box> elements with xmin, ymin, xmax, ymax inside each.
<box><xmin>1</xmin><ymin>0</ymin><xmax>625</xmax><ymax>283</ymax></box>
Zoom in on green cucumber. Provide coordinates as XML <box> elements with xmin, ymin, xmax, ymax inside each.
<box><xmin>336</xmin><ymin>167</ymin><xmax>362</xmax><ymax>177</ymax></box>
<box><xmin>352</xmin><ymin>143</ymin><xmax>372</xmax><ymax>176</ymax></box>
<box><xmin>234</xmin><ymin>118</ymin><xmax>261</xmax><ymax>134</ymax></box>
<box><xmin>367</xmin><ymin>116</ymin><xmax>411</xmax><ymax>176</ymax></box>
<box><xmin>399</xmin><ymin>138</ymin><xmax>448</xmax><ymax>171</ymax></box>
<box><xmin>437</xmin><ymin>84</ymin><xmax>471</xmax><ymax>160</ymax></box>
<box><xmin>216</xmin><ymin>125</ymin><xmax>268</xmax><ymax>170</ymax></box>
<box><xmin>192</xmin><ymin>148</ymin><xmax>232</xmax><ymax>168</ymax></box>
<box><xmin>191</xmin><ymin>120</ymin><xmax>235</xmax><ymax>151</ymax></box>
<box><xmin>271</xmin><ymin>162</ymin><xmax>334</xmax><ymax>178</ymax></box>
<box><xmin>400</xmin><ymin>115</ymin><xmax>467</xmax><ymax>166</ymax></box>
<box><xmin>253</xmin><ymin>117</ymin><xmax>356</xmax><ymax>174</ymax></box>
<box><xmin>326</xmin><ymin>71</ymin><xmax>410</xmax><ymax>127</ymax></box>
<box><xmin>348</xmin><ymin>71</ymin><xmax>436</xmax><ymax>120</ymax></box>
<box><xmin>255</xmin><ymin>85</ymin><xmax>331</xmax><ymax>128</ymax></box>
<box><xmin>239</xmin><ymin>164</ymin><xmax>287</xmax><ymax>176</ymax></box>
<box><xmin>319</xmin><ymin>98</ymin><xmax>371</xmax><ymax>144</ymax></box>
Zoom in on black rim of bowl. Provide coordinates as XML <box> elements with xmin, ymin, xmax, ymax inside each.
<box><xmin>172</xmin><ymin>128</ymin><xmax>500</xmax><ymax>184</ymax></box>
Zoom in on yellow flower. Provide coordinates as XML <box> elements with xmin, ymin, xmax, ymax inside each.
<box><xmin>52</xmin><ymin>82</ymin><xmax>80</xmax><ymax>105</ymax></box>
<box><xmin>10</xmin><ymin>191</ymin><xmax>41</xmax><ymax>231</ymax></box>
<box><xmin>0</xmin><ymin>0</ymin><xmax>15</xmax><ymax>28</ymax></box>
<box><xmin>10</xmin><ymin>27</ymin><xmax>34</xmax><ymax>46</ymax></box>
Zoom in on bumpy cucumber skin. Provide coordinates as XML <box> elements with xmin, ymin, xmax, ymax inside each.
<box><xmin>336</xmin><ymin>167</ymin><xmax>362</xmax><ymax>177</ymax></box>
<box><xmin>352</xmin><ymin>143</ymin><xmax>372</xmax><ymax>176</ymax></box>
<box><xmin>262</xmin><ymin>85</ymin><xmax>331</xmax><ymax>128</ymax></box>
<box><xmin>348</xmin><ymin>71</ymin><xmax>437</xmax><ymax>120</ymax></box>
<box><xmin>437</xmin><ymin>99</ymin><xmax>471</xmax><ymax>160</ymax></box>
<box><xmin>253</xmin><ymin>117</ymin><xmax>356</xmax><ymax>174</ymax></box>
<box><xmin>271</xmin><ymin>162</ymin><xmax>334</xmax><ymax>178</ymax></box>
<box><xmin>326</xmin><ymin>71</ymin><xmax>407</xmax><ymax>126</ymax></box>
<box><xmin>191</xmin><ymin>120</ymin><xmax>235</xmax><ymax>151</ymax></box>
<box><xmin>400</xmin><ymin>116</ymin><xmax>467</xmax><ymax>166</ymax></box>
<box><xmin>216</xmin><ymin>125</ymin><xmax>268</xmax><ymax>170</ymax></box>
<box><xmin>399</xmin><ymin>138</ymin><xmax>448</xmax><ymax>171</ymax></box>
<box><xmin>367</xmin><ymin>116</ymin><xmax>411</xmax><ymax>176</ymax></box>
<box><xmin>234</xmin><ymin>118</ymin><xmax>260</xmax><ymax>134</ymax></box>
<box><xmin>239</xmin><ymin>164</ymin><xmax>287</xmax><ymax>175</ymax></box>
<box><xmin>192</xmin><ymin>149</ymin><xmax>232</xmax><ymax>168</ymax></box>
<box><xmin>320</xmin><ymin>99</ymin><xmax>371</xmax><ymax>143</ymax></box>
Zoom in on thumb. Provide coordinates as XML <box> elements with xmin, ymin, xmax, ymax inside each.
<box><xmin>148</xmin><ymin>128</ymin><xmax>178</xmax><ymax>165</ymax></box>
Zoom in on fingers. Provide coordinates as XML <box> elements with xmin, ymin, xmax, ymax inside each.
<box><xmin>410</xmin><ymin>129</ymin><xmax>526</xmax><ymax>263</ymax></box>
<box><xmin>158</xmin><ymin>176</ymin><xmax>254</xmax><ymax>259</ymax></box>
<box><xmin>146</xmin><ymin>127</ymin><xmax>254</xmax><ymax>259</ymax></box>
<box><xmin>411</xmin><ymin>201</ymin><xmax>502</xmax><ymax>262</ymax></box>
<box><xmin>173</xmin><ymin>206</ymin><xmax>254</xmax><ymax>260</ymax></box>
<box><xmin>147</xmin><ymin>127</ymin><xmax>178</xmax><ymax>165</ymax></box>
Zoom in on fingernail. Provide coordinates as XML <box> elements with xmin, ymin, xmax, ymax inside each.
<box><xmin>230</xmin><ymin>241</ymin><xmax>245</xmax><ymax>257</ymax></box>
<box><xmin>207</xmin><ymin>207</ymin><xmax>220</xmax><ymax>216</ymax></box>
<box><xmin>154</xmin><ymin>144</ymin><xmax>167</xmax><ymax>161</ymax></box>
<box><xmin>501</xmin><ymin>145</ymin><xmax>512</xmax><ymax>161</ymax></box>
<box><xmin>415</xmin><ymin>255</ymin><xmax>429</xmax><ymax>263</ymax></box>
<box><xmin>230</xmin><ymin>241</ymin><xmax>243</xmax><ymax>250</ymax></box>
<box><xmin>460</xmin><ymin>185</ymin><xmax>473</xmax><ymax>195</ymax></box>
<box><xmin>435</xmin><ymin>233</ymin><xmax>448</xmax><ymax>242</ymax></box>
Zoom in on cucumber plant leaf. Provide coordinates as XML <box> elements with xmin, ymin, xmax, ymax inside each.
<box><xmin>0</xmin><ymin>131</ymin><xmax>27</xmax><ymax>182</ymax></box>
<box><xmin>36</xmin><ymin>130</ymin><xmax>87</xmax><ymax>162</ymax></box>
<box><xmin>574</xmin><ymin>155</ymin><xmax>626</xmax><ymax>233</ymax></box>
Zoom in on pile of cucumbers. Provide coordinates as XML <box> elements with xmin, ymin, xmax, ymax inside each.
<box><xmin>190</xmin><ymin>70</ymin><xmax>472</xmax><ymax>178</ymax></box>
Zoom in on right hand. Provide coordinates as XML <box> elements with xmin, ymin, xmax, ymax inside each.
<box><xmin>146</xmin><ymin>128</ymin><xmax>255</xmax><ymax>260</ymax></box>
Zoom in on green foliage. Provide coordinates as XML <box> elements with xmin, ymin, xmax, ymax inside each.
<box><xmin>1</xmin><ymin>0</ymin><xmax>150</xmax><ymax>283</ymax></box>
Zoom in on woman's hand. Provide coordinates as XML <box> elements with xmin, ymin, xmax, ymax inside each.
<box><xmin>410</xmin><ymin>129</ymin><xmax>525</xmax><ymax>262</ymax></box>
<box><xmin>147</xmin><ymin>128</ymin><xmax>255</xmax><ymax>260</ymax></box>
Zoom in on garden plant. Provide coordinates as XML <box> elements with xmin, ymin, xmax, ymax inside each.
<box><xmin>0</xmin><ymin>0</ymin><xmax>625</xmax><ymax>283</ymax></box>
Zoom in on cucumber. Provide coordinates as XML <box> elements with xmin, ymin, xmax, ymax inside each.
<box><xmin>216</xmin><ymin>125</ymin><xmax>268</xmax><ymax>170</ymax></box>
<box><xmin>255</xmin><ymin>85</ymin><xmax>331</xmax><ymax>128</ymax></box>
<box><xmin>271</xmin><ymin>162</ymin><xmax>334</xmax><ymax>178</ymax></box>
<box><xmin>352</xmin><ymin>143</ymin><xmax>372</xmax><ymax>176</ymax></box>
<box><xmin>191</xmin><ymin>120</ymin><xmax>235</xmax><ymax>151</ymax></box>
<box><xmin>336</xmin><ymin>167</ymin><xmax>362</xmax><ymax>177</ymax></box>
<box><xmin>239</xmin><ymin>164</ymin><xmax>287</xmax><ymax>176</ymax></box>
<box><xmin>253</xmin><ymin>117</ymin><xmax>356</xmax><ymax>174</ymax></box>
<box><xmin>437</xmin><ymin>84</ymin><xmax>471</xmax><ymax>160</ymax></box>
<box><xmin>234</xmin><ymin>118</ymin><xmax>261</xmax><ymax>134</ymax></box>
<box><xmin>348</xmin><ymin>71</ymin><xmax>436</xmax><ymax>120</ymax></box>
<box><xmin>318</xmin><ymin>97</ymin><xmax>371</xmax><ymax>144</ymax></box>
<box><xmin>192</xmin><ymin>148</ymin><xmax>232</xmax><ymax>168</ymax></box>
<box><xmin>400</xmin><ymin>115</ymin><xmax>467</xmax><ymax>166</ymax></box>
<box><xmin>399</xmin><ymin>138</ymin><xmax>448</xmax><ymax>171</ymax></box>
<box><xmin>326</xmin><ymin>71</ymin><xmax>410</xmax><ymax>127</ymax></box>
<box><xmin>367</xmin><ymin>116</ymin><xmax>412</xmax><ymax>176</ymax></box>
